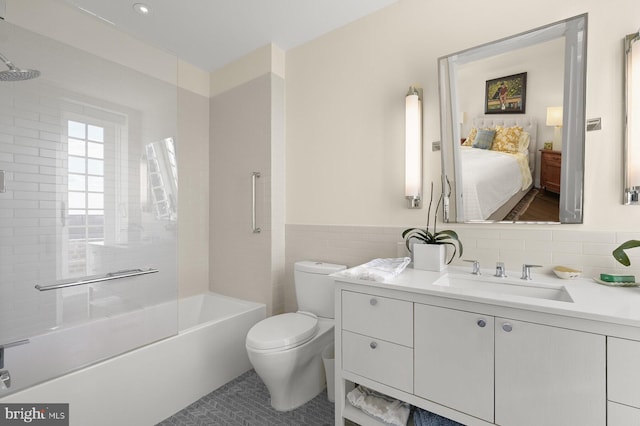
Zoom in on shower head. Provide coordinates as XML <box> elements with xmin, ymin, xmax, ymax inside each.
<box><xmin>0</xmin><ymin>51</ymin><xmax>40</xmax><ymax>82</ymax></box>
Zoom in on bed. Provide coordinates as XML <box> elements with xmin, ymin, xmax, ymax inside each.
<box><xmin>458</xmin><ymin>116</ymin><xmax>537</xmax><ymax>221</ymax></box>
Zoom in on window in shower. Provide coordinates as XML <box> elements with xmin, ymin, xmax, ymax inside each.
<box><xmin>66</xmin><ymin>119</ymin><xmax>106</xmax><ymax>276</ymax></box>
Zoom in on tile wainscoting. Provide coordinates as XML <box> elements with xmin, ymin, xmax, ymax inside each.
<box><xmin>284</xmin><ymin>224</ymin><xmax>640</xmax><ymax>312</ymax></box>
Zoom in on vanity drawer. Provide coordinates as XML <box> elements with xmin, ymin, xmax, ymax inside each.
<box><xmin>342</xmin><ymin>330</ymin><xmax>413</xmax><ymax>393</ymax></box>
<box><xmin>342</xmin><ymin>291</ymin><xmax>413</xmax><ymax>347</ymax></box>
<box><xmin>608</xmin><ymin>337</ymin><xmax>640</xmax><ymax>408</ymax></box>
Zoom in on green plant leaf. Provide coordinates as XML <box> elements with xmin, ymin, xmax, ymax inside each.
<box><xmin>613</xmin><ymin>240</ymin><xmax>640</xmax><ymax>266</ymax></box>
<box><xmin>434</xmin><ymin>230</ymin><xmax>463</xmax><ymax>258</ymax></box>
<box><xmin>401</xmin><ymin>181</ymin><xmax>464</xmax><ymax>260</ymax></box>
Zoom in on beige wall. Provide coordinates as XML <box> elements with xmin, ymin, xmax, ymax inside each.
<box><xmin>177</xmin><ymin>88</ymin><xmax>210</xmax><ymax>298</ymax></box>
<box><xmin>282</xmin><ymin>0</ymin><xmax>640</xmax><ymax>311</ymax></box>
<box><xmin>209</xmin><ymin>72</ymin><xmax>285</xmax><ymax>315</ymax></box>
<box><xmin>208</xmin><ymin>45</ymin><xmax>285</xmax><ymax>315</ymax></box>
<box><xmin>285</xmin><ymin>0</ymin><xmax>640</xmax><ymax>230</ymax></box>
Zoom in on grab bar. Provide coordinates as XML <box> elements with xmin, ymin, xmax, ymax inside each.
<box><xmin>252</xmin><ymin>172</ymin><xmax>261</xmax><ymax>234</ymax></box>
<box><xmin>35</xmin><ymin>268</ymin><xmax>159</xmax><ymax>291</ymax></box>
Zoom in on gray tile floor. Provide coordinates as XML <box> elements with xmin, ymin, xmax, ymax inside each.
<box><xmin>157</xmin><ymin>369</ymin><xmax>334</xmax><ymax>426</ymax></box>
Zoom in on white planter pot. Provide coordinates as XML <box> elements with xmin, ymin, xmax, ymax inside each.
<box><xmin>413</xmin><ymin>243</ymin><xmax>446</xmax><ymax>272</ymax></box>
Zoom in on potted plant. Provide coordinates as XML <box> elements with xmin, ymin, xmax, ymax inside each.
<box><xmin>402</xmin><ymin>180</ymin><xmax>463</xmax><ymax>271</ymax></box>
<box><xmin>613</xmin><ymin>240</ymin><xmax>640</xmax><ymax>266</ymax></box>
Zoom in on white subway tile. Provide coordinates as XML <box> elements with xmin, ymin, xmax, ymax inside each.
<box><xmin>0</xmin><ymin>123</ymin><xmax>39</xmax><ymax>139</ymax></box>
<box><xmin>14</xmin><ymin>154</ymin><xmax>58</xmax><ymax>167</ymax></box>
<box><xmin>477</xmin><ymin>238</ymin><xmax>524</xmax><ymax>250</ymax></box>
<box><xmin>526</xmin><ymin>240</ymin><xmax>580</xmax><ymax>253</ymax></box>
<box><xmin>499</xmin><ymin>229</ymin><xmax>553</xmax><ymax>241</ymax></box>
<box><xmin>0</xmin><ymin>141</ymin><xmax>39</xmax><ymax>156</ymax></box>
<box><xmin>0</xmin><ymin>161</ymin><xmax>39</xmax><ymax>173</ymax></box>
<box><xmin>553</xmin><ymin>230</ymin><xmax>616</xmax><ymax>243</ymax></box>
<box><xmin>582</xmin><ymin>242</ymin><xmax>618</xmax><ymax>256</ymax></box>
<box><xmin>14</xmin><ymin>117</ymin><xmax>62</xmax><ymax>134</ymax></box>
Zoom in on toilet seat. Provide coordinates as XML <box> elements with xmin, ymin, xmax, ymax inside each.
<box><xmin>246</xmin><ymin>312</ymin><xmax>319</xmax><ymax>351</ymax></box>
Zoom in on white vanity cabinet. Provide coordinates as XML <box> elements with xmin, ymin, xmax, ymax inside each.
<box><xmin>335</xmin><ymin>278</ymin><xmax>613</xmax><ymax>426</ymax></box>
<box><xmin>414</xmin><ymin>304</ymin><xmax>495</xmax><ymax>422</ymax></box>
<box><xmin>494</xmin><ymin>317</ymin><xmax>605</xmax><ymax>426</ymax></box>
<box><xmin>341</xmin><ymin>291</ymin><xmax>413</xmax><ymax>393</ymax></box>
<box><xmin>607</xmin><ymin>337</ymin><xmax>640</xmax><ymax>425</ymax></box>
<box><xmin>414</xmin><ymin>303</ymin><xmax>605</xmax><ymax>426</ymax></box>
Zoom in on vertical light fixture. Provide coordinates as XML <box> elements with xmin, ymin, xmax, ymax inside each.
<box><xmin>405</xmin><ymin>86</ymin><xmax>423</xmax><ymax>208</ymax></box>
<box><xmin>546</xmin><ymin>106</ymin><xmax>563</xmax><ymax>150</ymax></box>
<box><xmin>625</xmin><ymin>31</ymin><xmax>640</xmax><ymax>204</ymax></box>
<box><xmin>458</xmin><ymin>111</ymin><xmax>467</xmax><ymax>143</ymax></box>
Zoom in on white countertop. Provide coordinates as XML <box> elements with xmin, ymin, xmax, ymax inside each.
<box><xmin>333</xmin><ymin>265</ymin><xmax>640</xmax><ymax>330</ymax></box>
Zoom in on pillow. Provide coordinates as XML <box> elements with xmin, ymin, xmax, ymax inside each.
<box><xmin>472</xmin><ymin>129</ymin><xmax>496</xmax><ymax>150</ymax></box>
<box><xmin>492</xmin><ymin>125</ymin><xmax>523</xmax><ymax>153</ymax></box>
<box><xmin>462</xmin><ymin>128</ymin><xmax>477</xmax><ymax>146</ymax></box>
<box><xmin>518</xmin><ymin>131</ymin><xmax>531</xmax><ymax>153</ymax></box>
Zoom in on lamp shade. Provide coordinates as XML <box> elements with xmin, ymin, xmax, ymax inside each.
<box><xmin>546</xmin><ymin>106</ymin><xmax>563</xmax><ymax>126</ymax></box>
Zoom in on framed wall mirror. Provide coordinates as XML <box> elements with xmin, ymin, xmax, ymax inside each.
<box><xmin>438</xmin><ymin>14</ymin><xmax>587</xmax><ymax>224</ymax></box>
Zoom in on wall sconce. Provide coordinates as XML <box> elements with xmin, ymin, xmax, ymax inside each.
<box><xmin>625</xmin><ymin>31</ymin><xmax>640</xmax><ymax>204</ymax></box>
<box><xmin>546</xmin><ymin>106</ymin><xmax>563</xmax><ymax>150</ymax></box>
<box><xmin>405</xmin><ymin>86</ymin><xmax>423</xmax><ymax>209</ymax></box>
<box><xmin>458</xmin><ymin>111</ymin><xmax>467</xmax><ymax>143</ymax></box>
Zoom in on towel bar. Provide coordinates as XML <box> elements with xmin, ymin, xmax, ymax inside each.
<box><xmin>35</xmin><ymin>268</ymin><xmax>159</xmax><ymax>291</ymax></box>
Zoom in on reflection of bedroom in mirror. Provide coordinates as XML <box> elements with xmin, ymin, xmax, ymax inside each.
<box><xmin>439</xmin><ymin>14</ymin><xmax>587</xmax><ymax>223</ymax></box>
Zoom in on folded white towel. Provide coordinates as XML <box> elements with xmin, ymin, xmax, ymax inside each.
<box><xmin>347</xmin><ymin>386</ymin><xmax>410</xmax><ymax>426</ymax></box>
<box><xmin>341</xmin><ymin>257</ymin><xmax>411</xmax><ymax>282</ymax></box>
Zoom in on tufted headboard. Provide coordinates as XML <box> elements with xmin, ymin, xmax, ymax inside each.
<box><xmin>471</xmin><ymin>116</ymin><xmax>538</xmax><ymax>172</ymax></box>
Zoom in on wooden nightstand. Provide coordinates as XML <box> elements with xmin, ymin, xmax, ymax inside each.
<box><xmin>540</xmin><ymin>149</ymin><xmax>561</xmax><ymax>193</ymax></box>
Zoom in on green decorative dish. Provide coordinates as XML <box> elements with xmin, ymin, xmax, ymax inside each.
<box><xmin>593</xmin><ymin>277</ymin><xmax>639</xmax><ymax>287</ymax></box>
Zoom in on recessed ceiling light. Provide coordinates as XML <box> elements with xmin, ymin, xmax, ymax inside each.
<box><xmin>133</xmin><ymin>3</ymin><xmax>150</xmax><ymax>16</ymax></box>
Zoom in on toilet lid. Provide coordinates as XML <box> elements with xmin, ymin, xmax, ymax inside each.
<box><xmin>246</xmin><ymin>312</ymin><xmax>319</xmax><ymax>351</ymax></box>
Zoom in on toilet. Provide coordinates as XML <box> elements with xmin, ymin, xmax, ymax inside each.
<box><xmin>245</xmin><ymin>260</ymin><xmax>346</xmax><ymax>411</ymax></box>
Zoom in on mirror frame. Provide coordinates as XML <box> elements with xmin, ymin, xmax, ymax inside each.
<box><xmin>438</xmin><ymin>14</ymin><xmax>587</xmax><ymax>224</ymax></box>
<box><xmin>624</xmin><ymin>31</ymin><xmax>640</xmax><ymax>204</ymax></box>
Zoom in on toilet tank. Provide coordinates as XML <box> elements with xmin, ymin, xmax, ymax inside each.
<box><xmin>294</xmin><ymin>261</ymin><xmax>346</xmax><ymax>319</ymax></box>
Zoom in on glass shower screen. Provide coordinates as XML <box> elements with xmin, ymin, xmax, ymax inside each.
<box><xmin>0</xmin><ymin>19</ymin><xmax>178</xmax><ymax>395</ymax></box>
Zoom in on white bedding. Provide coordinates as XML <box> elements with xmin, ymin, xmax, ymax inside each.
<box><xmin>461</xmin><ymin>147</ymin><xmax>532</xmax><ymax>220</ymax></box>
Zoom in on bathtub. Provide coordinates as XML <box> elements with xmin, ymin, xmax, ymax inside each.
<box><xmin>0</xmin><ymin>292</ymin><xmax>266</xmax><ymax>426</ymax></box>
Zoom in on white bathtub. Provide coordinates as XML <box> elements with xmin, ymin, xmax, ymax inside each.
<box><xmin>0</xmin><ymin>292</ymin><xmax>266</xmax><ymax>426</ymax></box>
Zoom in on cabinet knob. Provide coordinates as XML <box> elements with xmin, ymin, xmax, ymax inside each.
<box><xmin>477</xmin><ymin>319</ymin><xmax>487</xmax><ymax>328</ymax></box>
<box><xmin>502</xmin><ymin>323</ymin><xmax>513</xmax><ymax>332</ymax></box>
<box><xmin>370</xmin><ymin>341</ymin><xmax>378</xmax><ymax>349</ymax></box>
<box><xmin>369</xmin><ymin>298</ymin><xmax>377</xmax><ymax>306</ymax></box>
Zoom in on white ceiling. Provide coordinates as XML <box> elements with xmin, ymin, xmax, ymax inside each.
<box><xmin>63</xmin><ymin>0</ymin><xmax>397</xmax><ymax>72</ymax></box>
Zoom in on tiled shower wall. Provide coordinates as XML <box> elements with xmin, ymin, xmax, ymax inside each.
<box><xmin>0</xmin><ymin>84</ymin><xmax>64</xmax><ymax>340</ymax></box>
<box><xmin>284</xmin><ymin>224</ymin><xmax>640</xmax><ymax>312</ymax></box>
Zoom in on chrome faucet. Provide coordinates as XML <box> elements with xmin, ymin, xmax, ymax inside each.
<box><xmin>495</xmin><ymin>262</ymin><xmax>507</xmax><ymax>278</ymax></box>
<box><xmin>521</xmin><ymin>264</ymin><xmax>542</xmax><ymax>280</ymax></box>
<box><xmin>464</xmin><ymin>259</ymin><xmax>481</xmax><ymax>275</ymax></box>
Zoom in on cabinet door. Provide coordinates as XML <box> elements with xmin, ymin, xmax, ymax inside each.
<box><xmin>414</xmin><ymin>304</ymin><xmax>494</xmax><ymax>422</ymax></box>
<box><xmin>495</xmin><ymin>318</ymin><xmax>605</xmax><ymax>426</ymax></box>
<box><xmin>608</xmin><ymin>336</ymin><xmax>640</xmax><ymax>408</ymax></box>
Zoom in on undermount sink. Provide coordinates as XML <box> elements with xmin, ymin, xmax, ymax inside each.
<box><xmin>433</xmin><ymin>275</ymin><xmax>574</xmax><ymax>303</ymax></box>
